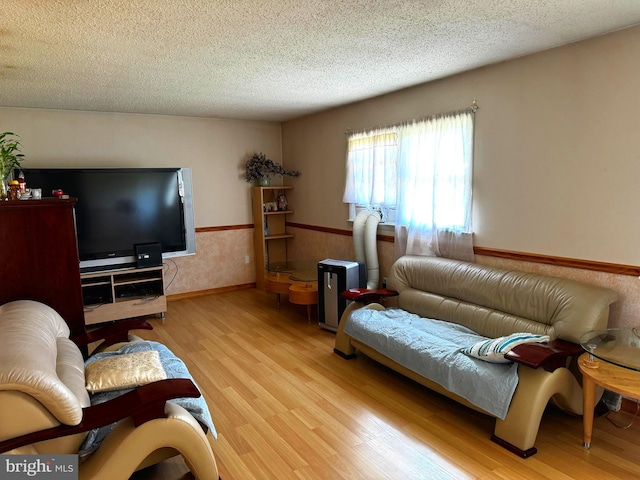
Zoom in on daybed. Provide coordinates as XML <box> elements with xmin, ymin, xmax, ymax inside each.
<box><xmin>334</xmin><ymin>255</ymin><xmax>618</xmax><ymax>457</ymax></box>
<box><xmin>0</xmin><ymin>300</ymin><xmax>220</xmax><ymax>480</ymax></box>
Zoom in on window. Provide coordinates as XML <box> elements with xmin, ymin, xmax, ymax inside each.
<box><xmin>343</xmin><ymin>129</ymin><xmax>397</xmax><ymax>224</ymax></box>
<box><xmin>343</xmin><ymin>110</ymin><xmax>474</xmax><ymax>260</ymax></box>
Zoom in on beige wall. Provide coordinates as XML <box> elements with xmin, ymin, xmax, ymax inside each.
<box><xmin>281</xmin><ymin>26</ymin><xmax>640</xmax><ymax>328</ymax></box>
<box><xmin>0</xmin><ymin>108</ymin><xmax>281</xmax><ymax>227</ymax></box>
<box><xmin>282</xmin><ymin>25</ymin><xmax>640</xmax><ymax>267</ymax></box>
<box><xmin>0</xmin><ymin>107</ymin><xmax>281</xmax><ymax>293</ymax></box>
<box><xmin>164</xmin><ymin>229</ymin><xmax>255</xmax><ymax>295</ymax></box>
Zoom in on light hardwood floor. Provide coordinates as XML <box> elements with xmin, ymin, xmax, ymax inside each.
<box><xmin>132</xmin><ymin>288</ymin><xmax>640</xmax><ymax>480</ymax></box>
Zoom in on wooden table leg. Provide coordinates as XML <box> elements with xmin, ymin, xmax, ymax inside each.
<box><xmin>265</xmin><ymin>274</ymin><xmax>293</xmax><ymax>308</ymax></box>
<box><xmin>582</xmin><ymin>373</ymin><xmax>596</xmax><ymax>449</ymax></box>
<box><xmin>289</xmin><ymin>283</ymin><xmax>318</xmax><ymax>323</ymax></box>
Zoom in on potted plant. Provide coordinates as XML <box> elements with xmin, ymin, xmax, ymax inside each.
<box><xmin>0</xmin><ymin>132</ymin><xmax>25</xmax><ymax>199</ymax></box>
<box><xmin>244</xmin><ymin>153</ymin><xmax>300</xmax><ymax>186</ymax></box>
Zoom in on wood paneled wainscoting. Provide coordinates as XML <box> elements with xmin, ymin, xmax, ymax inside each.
<box><xmin>133</xmin><ymin>289</ymin><xmax>640</xmax><ymax>480</ymax></box>
<box><xmin>175</xmin><ymin>222</ymin><xmax>640</xmax><ymax>329</ymax></box>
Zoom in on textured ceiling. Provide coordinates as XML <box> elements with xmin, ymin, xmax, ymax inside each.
<box><xmin>1</xmin><ymin>1</ymin><xmax>640</xmax><ymax>122</ymax></box>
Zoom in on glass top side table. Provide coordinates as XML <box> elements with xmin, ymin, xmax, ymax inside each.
<box><xmin>264</xmin><ymin>260</ymin><xmax>318</xmax><ymax>321</ymax></box>
<box><xmin>266</xmin><ymin>260</ymin><xmax>318</xmax><ymax>283</ymax></box>
<box><xmin>579</xmin><ymin>328</ymin><xmax>640</xmax><ymax>372</ymax></box>
<box><xmin>578</xmin><ymin>327</ymin><xmax>640</xmax><ymax>449</ymax></box>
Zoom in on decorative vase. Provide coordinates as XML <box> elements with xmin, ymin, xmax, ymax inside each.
<box><xmin>258</xmin><ymin>176</ymin><xmax>270</xmax><ymax>186</ymax></box>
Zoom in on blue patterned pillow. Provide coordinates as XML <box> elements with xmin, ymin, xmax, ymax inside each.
<box><xmin>462</xmin><ymin>333</ymin><xmax>550</xmax><ymax>363</ymax></box>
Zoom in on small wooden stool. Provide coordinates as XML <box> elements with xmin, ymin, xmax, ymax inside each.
<box><xmin>288</xmin><ymin>282</ymin><xmax>318</xmax><ymax>322</ymax></box>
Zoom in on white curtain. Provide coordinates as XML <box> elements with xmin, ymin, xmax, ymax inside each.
<box><xmin>343</xmin><ymin>129</ymin><xmax>397</xmax><ymax>206</ymax></box>
<box><xmin>394</xmin><ymin>111</ymin><xmax>474</xmax><ymax>261</ymax></box>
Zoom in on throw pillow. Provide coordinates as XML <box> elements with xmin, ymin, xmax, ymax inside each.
<box><xmin>85</xmin><ymin>350</ymin><xmax>167</xmax><ymax>393</ymax></box>
<box><xmin>462</xmin><ymin>333</ymin><xmax>550</xmax><ymax>363</ymax></box>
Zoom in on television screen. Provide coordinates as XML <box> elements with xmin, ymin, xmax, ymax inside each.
<box><xmin>20</xmin><ymin>167</ymin><xmax>195</xmax><ymax>271</ymax></box>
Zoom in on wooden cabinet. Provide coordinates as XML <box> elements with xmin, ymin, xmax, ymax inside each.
<box><xmin>0</xmin><ymin>198</ymin><xmax>166</xmax><ymax>332</ymax></box>
<box><xmin>252</xmin><ymin>186</ymin><xmax>293</xmax><ymax>289</ymax></box>
<box><xmin>0</xmin><ymin>199</ymin><xmax>86</xmax><ymax>337</ymax></box>
<box><xmin>82</xmin><ymin>266</ymin><xmax>166</xmax><ymax>325</ymax></box>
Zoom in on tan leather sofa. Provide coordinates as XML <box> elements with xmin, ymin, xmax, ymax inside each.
<box><xmin>0</xmin><ymin>300</ymin><xmax>219</xmax><ymax>480</ymax></box>
<box><xmin>334</xmin><ymin>255</ymin><xmax>618</xmax><ymax>457</ymax></box>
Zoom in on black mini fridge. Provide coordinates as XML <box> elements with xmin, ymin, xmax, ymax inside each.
<box><xmin>317</xmin><ymin>259</ymin><xmax>362</xmax><ymax>331</ymax></box>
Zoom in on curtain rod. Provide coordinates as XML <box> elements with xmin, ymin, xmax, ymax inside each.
<box><xmin>345</xmin><ymin>99</ymin><xmax>479</xmax><ymax>135</ymax></box>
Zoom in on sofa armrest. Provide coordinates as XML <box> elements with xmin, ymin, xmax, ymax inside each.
<box><xmin>71</xmin><ymin>319</ymin><xmax>153</xmax><ymax>348</ymax></box>
<box><xmin>340</xmin><ymin>288</ymin><xmax>398</xmax><ymax>305</ymax></box>
<box><xmin>0</xmin><ymin>378</ymin><xmax>199</xmax><ymax>453</ymax></box>
<box><xmin>505</xmin><ymin>339</ymin><xmax>584</xmax><ymax>372</ymax></box>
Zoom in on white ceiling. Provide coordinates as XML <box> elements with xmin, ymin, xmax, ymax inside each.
<box><xmin>2</xmin><ymin>1</ymin><xmax>640</xmax><ymax>122</ymax></box>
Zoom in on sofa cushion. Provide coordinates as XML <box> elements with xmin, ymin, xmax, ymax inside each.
<box><xmin>388</xmin><ymin>255</ymin><xmax>618</xmax><ymax>343</ymax></box>
<box><xmin>56</xmin><ymin>338</ymin><xmax>91</xmax><ymax>408</ymax></box>
<box><xmin>345</xmin><ymin>307</ymin><xmax>519</xmax><ymax>419</ymax></box>
<box><xmin>0</xmin><ymin>300</ymin><xmax>84</xmax><ymax>426</ymax></box>
<box><xmin>462</xmin><ymin>333</ymin><xmax>550</xmax><ymax>363</ymax></box>
<box><xmin>85</xmin><ymin>350</ymin><xmax>167</xmax><ymax>393</ymax></box>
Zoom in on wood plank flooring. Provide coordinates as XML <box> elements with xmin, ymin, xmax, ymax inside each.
<box><xmin>132</xmin><ymin>288</ymin><xmax>640</xmax><ymax>480</ymax></box>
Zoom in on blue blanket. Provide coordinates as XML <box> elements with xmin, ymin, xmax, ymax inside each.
<box><xmin>79</xmin><ymin>340</ymin><xmax>217</xmax><ymax>455</ymax></box>
<box><xmin>345</xmin><ymin>308</ymin><xmax>519</xmax><ymax>419</ymax></box>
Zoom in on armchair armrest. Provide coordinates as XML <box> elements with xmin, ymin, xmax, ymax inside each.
<box><xmin>505</xmin><ymin>339</ymin><xmax>584</xmax><ymax>372</ymax></box>
<box><xmin>340</xmin><ymin>288</ymin><xmax>399</xmax><ymax>305</ymax></box>
<box><xmin>71</xmin><ymin>319</ymin><xmax>153</xmax><ymax>348</ymax></box>
<box><xmin>0</xmin><ymin>378</ymin><xmax>199</xmax><ymax>453</ymax></box>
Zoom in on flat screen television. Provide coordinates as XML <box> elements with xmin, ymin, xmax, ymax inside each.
<box><xmin>20</xmin><ymin>167</ymin><xmax>196</xmax><ymax>272</ymax></box>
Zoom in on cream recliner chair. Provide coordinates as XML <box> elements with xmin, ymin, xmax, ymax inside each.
<box><xmin>0</xmin><ymin>300</ymin><xmax>220</xmax><ymax>480</ymax></box>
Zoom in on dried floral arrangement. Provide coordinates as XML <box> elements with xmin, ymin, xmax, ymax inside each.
<box><xmin>244</xmin><ymin>153</ymin><xmax>301</xmax><ymax>182</ymax></box>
